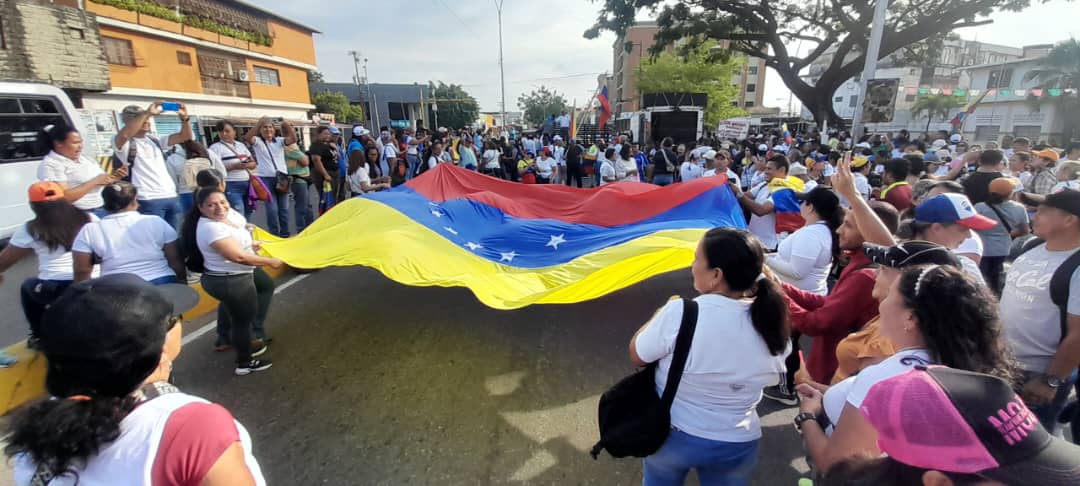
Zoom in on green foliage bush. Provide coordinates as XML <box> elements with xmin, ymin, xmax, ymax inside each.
<box><xmin>91</xmin><ymin>0</ymin><xmax>274</xmax><ymax>46</ymax></box>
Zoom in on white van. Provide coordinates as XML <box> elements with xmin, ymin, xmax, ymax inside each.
<box><xmin>0</xmin><ymin>83</ymin><xmax>80</xmax><ymax>241</ymax></box>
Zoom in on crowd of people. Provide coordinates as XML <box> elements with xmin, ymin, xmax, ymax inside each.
<box><xmin>2</xmin><ymin>98</ymin><xmax>1080</xmax><ymax>484</ymax></box>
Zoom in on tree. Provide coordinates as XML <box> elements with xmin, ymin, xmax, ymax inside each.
<box><xmin>586</xmin><ymin>0</ymin><xmax>1057</xmax><ymax>127</ymax></box>
<box><xmin>1023</xmin><ymin>39</ymin><xmax>1080</xmax><ymax>143</ymax></box>
<box><xmin>307</xmin><ymin>70</ymin><xmax>325</xmax><ymax>84</ymax></box>
<box><xmin>429</xmin><ymin>81</ymin><xmax>481</xmax><ymax>129</ymax></box>
<box><xmin>518</xmin><ymin>85</ymin><xmax>569</xmax><ymax>127</ymax></box>
<box><xmin>911</xmin><ymin>94</ymin><xmax>964</xmax><ymax>135</ymax></box>
<box><xmin>635</xmin><ymin>41</ymin><xmax>746</xmax><ymax>127</ymax></box>
<box><xmin>310</xmin><ymin>91</ymin><xmax>364</xmax><ymax>124</ymax></box>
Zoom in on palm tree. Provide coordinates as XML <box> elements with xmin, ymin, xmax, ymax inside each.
<box><xmin>912</xmin><ymin>94</ymin><xmax>963</xmax><ymax>136</ymax></box>
<box><xmin>1024</xmin><ymin>39</ymin><xmax>1080</xmax><ymax>144</ymax></box>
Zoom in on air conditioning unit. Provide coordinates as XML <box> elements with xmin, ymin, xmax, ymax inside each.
<box><xmin>236</xmin><ymin>70</ymin><xmax>250</xmax><ymax>82</ymax></box>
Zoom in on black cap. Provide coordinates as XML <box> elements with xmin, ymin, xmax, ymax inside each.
<box><xmin>863</xmin><ymin>240</ymin><xmax>961</xmax><ymax>269</ymax></box>
<box><xmin>40</xmin><ymin>274</ymin><xmax>199</xmax><ymax>397</ymax></box>
<box><xmin>1019</xmin><ymin>189</ymin><xmax>1080</xmax><ymax>218</ymax></box>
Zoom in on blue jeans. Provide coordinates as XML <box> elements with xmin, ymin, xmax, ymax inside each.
<box><xmin>290</xmin><ymin>178</ymin><xmax>313</xmax><ymax>233</ymax></box>
<box><xmin>225</xmin><ymin>181</ymin><xmax>251</xmax><ymax>217</ymax></box>
<box><xmin>406</xmin><ymin>154</ymin><xmax>420</xmax><ymax>181</ymax></box>
<box><xmin>179</xmin><ymin>192</ymin><xmax>194</xmax><ymax>213</ymax></box>
<box><xmin>643</xmin><ymin>429</ymin><xmax>759</xmax><ymax>486</ymax></box>
<box><xmin>147</xmin><ymin>275</ymin><xmax>179</xmax><ymax>285</ymax></box>
<box><xmin>138</xmin><ymin>196</ymin><xmax>183</xmax><ymax>230</ymax></box>
<box><xmin>259</xmin><ymin>176</ymin><xmax>291</xmax><ymax>238</ymax></box>
<box><xmin>1026</xmin><ymin>370</ymin><xmax>1078</xmax><ymax>435</ymax></box>
<box><xmin>653</xmin><ymin>174</ymin><xmax>675</xmax><ymax>187</ymax></box>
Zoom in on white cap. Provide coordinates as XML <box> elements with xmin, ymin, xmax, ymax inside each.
<box><xmin>950</xmin><ymin>133</ymin><xmax>962</xmax><ymax>143</ymax></box>
<box><xmin>703</xmin><ymin>150</ymin><xmax>717</xmax><ymax>160</ymax></box>
<box><xmin>758</xmin><ymin>143</ymin><xmax>769</xmax><ymax>152</ymax></box>
<box><xmin>855</xmin><ymin>142</ymin><xmax>872</xmax><ymax>149</ymax></box>
<box><xmin>353</xmin><ymin>126</ymin><xmax>369</xmax><ymax>137</ymax></box>
<box><xmin>789</xmin><ymin>163</ymin><xmax>809</xmax><ymax>176</ymax></box>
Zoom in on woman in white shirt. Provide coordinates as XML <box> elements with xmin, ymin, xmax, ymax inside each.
<box><xmin>208</xmin><ymin>120</ymin><xmax>257</xmax><ymax>215</ymax></box>
<box><xmin>37</xmin><ymin>124</ymin><xmax>125</xmax><ymax>215</ymax></box>
<box><xmin>243</xmin><ymin>117</ymin><xmax>296</xmax><ymax>238</ymax></box>
<box><xmin>181</xmin><ymin>186</ymin><xmax>282</xmax><ymax>375</ymax></box>
<box><xmin>534</xmin><ymin>149</ymin><xmax>559</xmax><ymax>184</ymax></box>
<box><xmin>72</xmin><ymin>182</ymin><xmax>185</xmax><ymax>285</ymax></box>
<box><xmin>795</xmin><ymin>263</ymin><xmax>1013</xmax><ymax>472</ymax></box>
<box><xmin>616</xmin><ymin>145</ymin><xmax>639</xmax><ymax>183</ymax></box>
<box><xmin>0</xmin><ymin>182</ymin><xmax>96</xmax><ymax>359</ymax></box>
<box><xmin>425</xmin><ymin>141</ymin><xmax>452</xmax><ymax>170</ymax></box>
<box><xmin>481</xmin><ymin>141</ymin><xmax>504</xmax><ymax>178</ymax></box>
<box><xmin>348</xmin><ymin>147</ymin><xmax>391</xmax><ymax>195</ymax></box>
<box><xmin>766</xmin><ymin>187</ymin><xmax>843</xmax><ymax>295</ymax></box>
<box><xmin>631</xmin><ymin>228</ymin><xmax>790</xmax><ymax>485</ymax></box>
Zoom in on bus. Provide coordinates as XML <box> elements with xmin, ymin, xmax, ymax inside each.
<box><xmin>0</xmin><ymin>83</ymin><xmax>80</xmax><ymax>241</ymax></box>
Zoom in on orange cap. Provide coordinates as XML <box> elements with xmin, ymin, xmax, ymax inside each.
<box><xmin>1032</xmin><ymin>148</ymin><xmax>1060</xmax><ymax>162</ymax></box>
<box><xmin>28</xmin><ymin>181</ymin><xmax>65</xmax><ymax>203</ymax></box>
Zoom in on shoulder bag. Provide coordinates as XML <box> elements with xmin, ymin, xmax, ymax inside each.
<box><xmin>258</xmin><ymin>138</ymin><xmax>291</xmax><ymax>194</ymax></box>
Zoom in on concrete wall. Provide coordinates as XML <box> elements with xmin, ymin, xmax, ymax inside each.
<box><xmin>0</xmin><ymin>0</ymin><xmax>110</xmax><ymax>91</ymax></box>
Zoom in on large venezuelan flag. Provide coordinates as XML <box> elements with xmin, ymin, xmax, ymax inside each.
<box><xmin>769</xmin><ymin>175</ymin><xmax>806</xmax><ymax>234</ymax></box>
<box><xmin>256</xmin><ymin>165</ymin><xmax>746</xmax><ymax>309</ymax></box>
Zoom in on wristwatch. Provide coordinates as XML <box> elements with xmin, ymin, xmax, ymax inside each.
<box><xmin>793</xmin><ymin>412</ymin><xmax>819</xmax><ymax>434</ymax></box>
<box><xmin>1045</xmin><ymin>374</ymin><xmax>1065</xmax><ymax>388</ymax></box>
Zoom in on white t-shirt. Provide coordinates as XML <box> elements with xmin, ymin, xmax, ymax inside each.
<box><xmin>427</xmin><ymin>152</ymin><xmax>451</xmax><ymax>170</ymax></box>
<box><xmin>747</xmin><ymin>182</ymin><xmax>777</xmax><ymax>250</ymax></box>
<box><xmin>599</xmin><ymin>160</ymin><xmax>617</xmax><ymax>185</ymax></box>
<box><xmin>72</xmin><ymin>211</ymin><xmax>178</xmax><ymax>281</ymax></box>
<box><xmin>113</xmin><ymin>134</ymin><xmax>177</xmax><ymax>200</ymax></box>
<box><xmin>768</xmin><ymin>222</ymin><xmax>833</xmax><ymax>295</ymax></box>
<box><xmin>250</xmin><ymin>137</ymin><xmax>287</xmax><ymax>177</ymax></box>
<box><xmin>823</xmin><ymin>348</ymin><xmax>931</xmax><ymax>429</ymax></box>
<box><xmin>1001</xmin><ymin>244</ymin><xmax>1080</xmax><ymax>371</ymax></box>
<box><xmin>382</xmin><ymin>144</ymin><xmax>399</xmax><ymax>165</ymax></box>
<box><xmin>482</xmin><ymin>149</ymin><xmax>501</xmax><ymax>170</ymax></box>
<box><xmin>616</xmin><ymin>158</ymin><xmax>637</xmax><ymax>182</ymax></box>
<box><xmin>37</xmin><ymin>151</ymin><xmax>106</xmax><ymax>209</ymax></box>
<box><xmin>680</xmin><ymin>162</ymin><xmax>703</xmax><ymax>182</ymax></box>
<box><xmin>208</xmin><ymin>141</ymin><xmax>253</xmax><ymax>182</ymax></box>
<box><xmin>535</xmin><ymin>156</ymin><xmax>557</xmax><ymax>178</ymax></box>
<box><xmin>348</xmin><ymin>165</ymin><xmax>372</xmax><ymax>194</ymax></box>
<box><xmin>9</xmin><ymin>215</ymin><xmax>100</xmax><ymax>280</ymax></box>
<box><xmin>635</xmin><ymin>296</ymin><xmax>789</xmax><ymax>442</ymax></box>
<box><xmin>956</xmin><ymin>233</ymin><xmax>984</xmax><ymax>257</ymax></box>
<box><xmin>197</xmin><ymin>210</ymin><xmax>254</xmax><ymax>274</ymax></box>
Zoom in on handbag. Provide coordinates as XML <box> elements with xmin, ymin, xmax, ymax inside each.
<box><xmin>257</xmin><ymin>138</ymin><xmax>291</xmax><ymax>194</ymax></box>
<box><xmin>249</xmin><ymin>172</ymin><xmax>272</xmax><ymax>202</ymax></box>
<box><xmin>660</xmin><ymin>148</ymin><xmax>676</xmax><ymax>173</ymax></box>
<box><xmin>590</xmin><ymin>298</ymin><xmax>699</xmax><ymax>459</ymax></box>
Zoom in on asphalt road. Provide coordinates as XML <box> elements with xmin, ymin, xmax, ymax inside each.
<box><xmin>169</xmin><ymin>266</ymin><xmax>810</xmax><ymax>485</ymax></box>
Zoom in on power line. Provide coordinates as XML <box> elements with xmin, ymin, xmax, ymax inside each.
<box><xmin>459</xmin><ymin>72</ymin><xmax>603</xmax><ymax>88</ymax></box>
<box><xmin>432</xmin><ymin>0</ymin><xmax>470</xmax><ymax>30</ymax></box>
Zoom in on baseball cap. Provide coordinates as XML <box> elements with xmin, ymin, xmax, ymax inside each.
<box><xmin>931</xmin><ymin>139</ymin><xmax>949</xmax><ymax>150</ymax></box>
<box><xmin>352</xmin><ymin>125</ymin><xmax>369</xmax><ymax>137</ymax></box>
<box><xmin>757</xmin><ymin>143</ymin><xmax>769</xmax><ymax>152</ymax></box>
<box><xmin>703</xmin><ymin>150</ymin><xmax>717</xmax><ymax>160</ymax></box>
<box><xmin>915</xmin><ymin>193</ymin><xmax>997</xmax><ymax>230</ymax></box>
<box><xmin>1019</xmin><ymin>189</ymin><xmax>1080</xmax><ymax>217</ymax></box>
<box><xmin>28</xmin><ymin>181</ymin><xmax>65</xmax><ymax>203</ymax></box>
<box><xmin>789</xmin><ymin>163</ymin><xmax>808</xmax><ymax>176</ymax></box>
<box><xmin>859</xmin><ymin>365</ymin><xmax>1080</xmax><ymax>485</ymax></box>
<box><xmin>863</xmin><ymin>240</ymin><xmax>961</xmax><ymax>269</ymax></box>
<box><xmin>989</xmin><ymin>177</ymin><xmax>1020</xmax><ymax>197</ymax></box>
<box><xmin>950</xmin><ymin>133</ymin><xmax>962</xmax><ymax>143</ymax></box>
<box><xmin>1032</xmin><ymin>148</ymin><xmax>1061</xmax><ymax>162</ymax></box>
<box><xmin>327</xmin><ymin>126</ymin><xmax>341</xmax><ymax>135</ymax></box>
<box><xmin>851</xmin><ymin>156</ymin><xmax>870</xmax><ymax>168</ymax></box>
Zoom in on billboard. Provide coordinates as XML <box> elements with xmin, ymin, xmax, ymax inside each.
<box><xmin>862</xmin><ymin>78</ymin><xmax>900</xmax><ymax>123</ymax></box>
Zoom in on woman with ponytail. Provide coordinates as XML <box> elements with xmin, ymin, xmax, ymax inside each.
<box><xmin>629</xmin><ymin>227</ymin><xmax>790</xmax><ymax>485</ymax></box>
<box><xmin>36</xmin><ymin>123</ymin><xmax>126</xmax><ymax>215</ymax></box>
<box><xmin>4</xmin><ymin>274</ymin><xmax>265</xmax><ymax>485</ymax></box>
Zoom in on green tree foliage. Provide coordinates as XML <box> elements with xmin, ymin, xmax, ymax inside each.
<box><xmin>429</xmin><ymin>81</ymin><xmax>481</xmax><ymax>129</ymax></box>
<box><xmin>517</xmin><ymin>86</ymin><xmax>569</xmax><ymax>127</ymax></box>
<box><xmin>635</xmin><ymin>41</ymin><xmax>746</xmax><ymax>127</ymax></box>
<box><xmin>586</xmin><ymin>0</ymin><xmax>1061</xmax><ymax>127</ymax></box>
<box><xmin>1024</xmin><ymin>39</ymin><xmax>1080</xmax><ymax>143</ymax></box>
<box><xmin>311</xmin><ymin>91</ymin><xmax>364</xmax><ymax>124</ymax></box>
<box><xmin>308</xmin><ymin>70</ymin><xmax>325</xmax><ymax>84</ymax></box>
<box><xmin>911</xmin><ymin>94</ymin><xmax>963</xmax><ymax>135</ymax></box>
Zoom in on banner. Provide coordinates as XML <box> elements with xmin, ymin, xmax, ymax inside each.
<box><xmin>717</xmin><ymin>117</ymin><xmax>751</xmax><ymax>140</ymax></box>
<box><xmin>862</xmin><ymin>78</ymin><xmax>900</xmax><ymax>123</ymax></box>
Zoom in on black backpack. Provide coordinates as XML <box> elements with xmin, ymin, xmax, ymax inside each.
<box><xmin>1014</xmin><ymin>238</ymin><xmax>1080</xmax><ymax>344</ymax></box>
<box><xmin>590</xmin><ymin>298</ymin><xmax>698</xmax><ymax>459</ymax></box>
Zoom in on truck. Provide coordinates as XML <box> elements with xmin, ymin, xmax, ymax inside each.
<box><xmin>615</xmin><ymin>92</ymin><xmax>707</xmax><ymax>147</ymax></box>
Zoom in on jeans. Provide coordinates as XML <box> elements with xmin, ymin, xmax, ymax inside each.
<box><xmin>179</xmin><ymin>192</ymin><xmax>194</xmax><ymax>213</ymax></box>
<box><xmin>225</xmin><ymin>181</ymin><xmax>251</xmax><ymax>217</ymax></box>
<box><xmin>979</xmin><ymin>256</ymin><xmax>1007</xmax><ymax>297</ymax></box>
<box><xmin>653</xmin><ymin>174</ymin><xmax>675</xmax><ymax>187</ymax></box>
<box><xmin>259</xmin><ymin>176</ymin><xmax>291</xmax><ymax>238</ymax></box>
<box><xmin>643</xmin><ymin>429</ymin><xmax>759</xmax><ymax>486</ymax></box>
<box><xmin>290</xmin><ymin>178</ymin><xmax>314</xmax><ymax>233</ymax></box>
<box><xmin>214</xmin><ymin>267</ymin><xmax>275</xmax><ymax>344</ymax></box>
<box><xmin>20</xmin><ymin>279</ymin><xmax>72</xmax><ymax>339</ymax></box>
<box><xmin>147</xmin><ymin>275</ymin><xmax>179</xmax><ymax>285</ymax></box>
<box><xmin>1025</xmin><ymin>370</ymin><xmax>1078</xmax><ymax>435</ymax></box>
<box><xmin>406</xmin><ymin>154</ymin><xmax>420</xmax><ymax>181</ymax></box>
<box><xmin>138</xmin><ymin>196</ymin><xmax>184</xmax><ymax>230</ymax></box>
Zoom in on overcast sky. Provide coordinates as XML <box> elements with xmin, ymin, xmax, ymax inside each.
<box><xmin>260</xmin><ymin>0</ymin><xmax>1079</xmax><ymax>113</ymax></box>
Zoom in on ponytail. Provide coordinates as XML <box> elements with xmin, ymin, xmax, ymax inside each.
<box><xmin>4</xmin><ymin>395</ymin><xmax>138</xmax><ymax>476</ymax></box>
<box><xmin>749</xmin><ymin>277</ymin><xmax>791</xmax><ymax>356</ymax></box>
<box><xmin>179</xmin><ymin>187</ymin><xmax>221</xmax><ymax>273</ymax></box>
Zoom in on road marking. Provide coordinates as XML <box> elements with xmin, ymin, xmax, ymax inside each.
<box><xmin>182</xmin><ymin>273</ymin><xmax>311</xmax><ymax>346</ymax></box>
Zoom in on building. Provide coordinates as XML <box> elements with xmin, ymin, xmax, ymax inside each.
<box><xmin>58</xmin><ymin>0</ymin><xmax>319</xmax><ymax>148</ymax></box>
<box><xmin>609</xmin><ymin>20</ymin><xmax>766</xmax><ymax>116</ymax></box>
<box><xmin>311</xmin><ymin>82</ymin><xmax>434</xmax><ymax>131</ymax></box>
<box><xmin>958</xmin><ymin>44</ymin><xmax>1072</xmax><ymax>145</ymax></box>
<box><xmin>479</xmin><ymin>111</ymin><xmax>523</xmax><ymax>128</ymax></box>
<box><xmin>803</xmin><ymin>38</ymin><xmax>1023</xmax><ymax>131</ymax></box>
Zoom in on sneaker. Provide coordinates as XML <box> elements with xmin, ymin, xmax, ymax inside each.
<box><xmin>762</xmin><ymin>384</ymin><xmax>799</xmax><ymax>406</ymax></box>
<box><xmin>0</xmin><ymin>352</ymin><xmax>16</xmax><ymax>368</ymax></box>
<box><xmin>234</xmin><ymin>359</ymin><xmax>272</xmax><ymax>376</ymax></box>
<box><xmin>254</xmin><ymin>335</ymin><xmax>274</xmax><ymax>344</ymax></box>
<box><xmin>213</xmin><ymin>337</ymin><xmax>232</xmax><ymax>352</ymax></box>
<box><xmin>251</xmin><ymin>342</ymin><xmax>268</xmax><ymax>357</ymax></box>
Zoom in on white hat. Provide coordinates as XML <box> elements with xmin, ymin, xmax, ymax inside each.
<box><xmin>553</xmin><ymin>135</ymin><xmax>563</xmax><ymax>141</ymax></box>
<box><xmin>773</xmin><ymin>144</ymin><xmax>788</xmax><ymax>152</ymax></box>
<box><xmin>950</xmin><ymin>133</ymin><xmax>962</xmax><ymax>143</ymax></box>
<box><xmin>352</xmin><ymin>126</ymin><xmax>369</xmax><ymax>137</ymax></box>
<box><xmin>789</xmin><ymin>163</ymin><xmax>809</xmax><ymax>176</ymax></box>
<box><xmin>758</xmin><ymin>143</ymin><xmax>769</xmax><ymax>152</ymax></box>
<box><xmin>855</xmin><ymin>142</ymin><xmax>872</xmax><ymax>149</ymax></box>
<box><xmin>703</xmin><ymin>150</ymin><xmax>717</xmax><ymax>160</ymax></box>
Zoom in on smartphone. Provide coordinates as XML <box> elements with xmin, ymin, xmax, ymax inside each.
<box><xmin>161</xmin><ymin>102</ymin><xmax>181</xmax><ymax>112</ymax></box>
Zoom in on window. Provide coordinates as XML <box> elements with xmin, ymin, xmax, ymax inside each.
<box><xmin>69</xmin><ymin>27</ymin><xmax>84</xmax><ymax>40</ymax></box>
<box><xmin>746</xmin><ymin>83</ymin><xmax>756</xmax><ymax>93</ymax></box>
<box><xmin>197</xmin><ymin>50</ymin><xmax>250</xmax><ymax>98</ymax></box>
<box><xmin>905</xmin><ymin>94</ymin><xmax>917</xmax><ymax>102</ymax></box>
<box><xmin>1013</xmin><ymin>125</ymin><xmax>1042</xmax><ymax>140</ymax></box>
<box><xmin>102</xmin><ymin>36</ymin><xmax>135</xmax><ymax>66</ymax></box>
<box><xmin>1</xmin><ymin>15</ymin><xmax>5</xmax><ymax>49</ymax></box>
<box><xmin>731</xmin><ymin>100</ymin><xmax>739</xmax><ymax>107</ymax></box>
<box><xmin>177</xmin><ymin>51</ymin><xmax>192</xmax><ymax>66</ymax></box>
<box><xmin>0</xmin><ymin>96</ymin><xmax>67</xmax><ymax>162</ymax></box>
<box><xmin>974</xmin><ymin>126</ymin><xmax>1000</xmax><ymax>143</ymax></box>
<box><xmin>849</xmin><ymin>96</ymin><xmax>859</xmax><ymax>108</ymax></box>
<box><xmin>253</xmin><ymin>66</ymin><xmax>280</xmax><ymax>86</ymax></box>
<box><xmin>834</xmin><ymin>96</ymin><xmax>844</xmax><ymax>102</ymax></box>
<box><xmin>744</xmin><ymin>100</ymin><xmax>755</xmax><ymax>108</ymax></box>
<box><xmin>388</xmin><ymin>102</ymin><xmax>409</xmax><ymax>120</ymax></box>
<box><xmin>748</xmin><ymin>66</ymin><xmax>758</xmax><ymax>75</ymax></box>
<box><xmin>986</xmin><ymin>68</ymin><xmax>1014</xmax><ymax>89</ymax></box>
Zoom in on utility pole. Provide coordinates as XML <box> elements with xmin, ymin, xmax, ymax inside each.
<box><xmin>495</xmin><ymin>0</ymin><xmax>507</xmax><ymax>129</ymax></box>
<box><xmin>850</xmin><ymin>0</ymin><xmax>889</xmax><ymax>138</ymax></box>
<box><xmin>362</xmin><ymin>58</ymin><xmax>380</xmax><ymax>131</ymax></box>
<box><xmin>348</xmin><ymin>51</ymin><xmax>367</xmax><ymax>127</ymax></box>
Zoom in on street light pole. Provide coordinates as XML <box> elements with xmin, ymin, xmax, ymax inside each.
<box><xmin>362</xmin><ymin>58</ymin><xmax>380</xmax><ymax>131</ymax></box>
<box><xmin>495</xmin><ymin>0</ymin><xmax>507</xmax><ymax>129</ymax></box>
<box><xmin>348</xmin><ymin>50</ymin><xmax>366</xmax><ymax>127</ymax></box>
<box><xmin>850</xmin><ymin>0</ymin><xmax>889</xmax><ymax>138</ymax></box>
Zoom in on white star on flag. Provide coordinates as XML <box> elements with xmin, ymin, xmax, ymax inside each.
<box><xmin>431</xmin><ymin>210</ymin><xmax>443</xmax><ymax>218</ymax></box>
<box><xmin>546</xmin><ymin>234</ymin><xmax>567</xmax><ymax>250</ymax></box>
<box><xmin>443</xmin><ymin>226</ymin><xmax>458</xmax><ymax>235</ymax></box>
<box><xmin>499</xmin><ymin>251</ymin><xmax>518</xmax><ymax>262</ymax></box>
<box><xmin>465</xmin><ymin>242</ymin><xmax>483</xmax><ymax>251</ymax></box>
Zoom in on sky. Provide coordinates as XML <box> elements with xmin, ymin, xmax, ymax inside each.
<box><xmin>260</xmin><ymin>0</ymin><xmax>1080</xmax><ymax>114</ymax></box>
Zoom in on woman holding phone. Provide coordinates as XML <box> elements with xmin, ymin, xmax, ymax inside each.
<box><xmin>209</xmin><ymin>120</ymin><xmax>257</xmax><ymax>215</ymax></box>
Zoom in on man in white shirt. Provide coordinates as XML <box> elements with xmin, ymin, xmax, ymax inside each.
<box><xmin>113</xmin><ymin>103</ymin><xmax>193</xmax><ymax>229</ymax></box>
<box><xmin>555</xmin><ymin>111</ymin><xmax>571</xmax><ymax>140</ymax></box>
<box><xmin>680</xmin><ymin>157</ymin><xmax>703</xmax><ymax>182</ymax></box>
